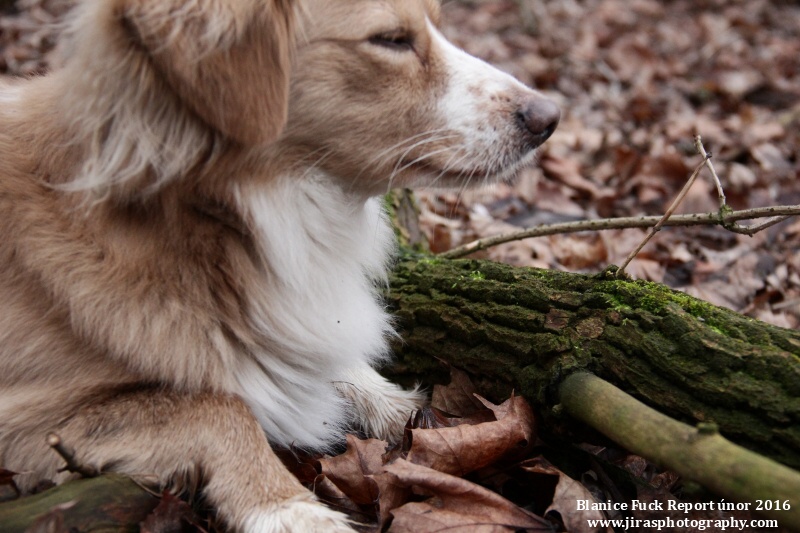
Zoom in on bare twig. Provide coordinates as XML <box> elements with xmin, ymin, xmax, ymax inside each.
<box><xmin>694</xmin><ymin>135</ymin><xmax>726</xmax><ymax>207</ymax></box>
<box><xmin>440</xmin><ymin>135</ymin><xmax>798</xmax><ymax>276</ymax></box>
<box><xmin>47</xmin><ymin>433</ymin><xmax>99</xmax><ymax>478</ymax></box>
<box><xmin>616</xmin><ymin>156</ymin><xmax>708</xmax><ymax>274</ymax></box>
<box><xmin>726</xmin><ymin>214</ymin><xmax>793</xmax><ymax>236</ymax></box>
<box><xmin>438</xmin><ymin>205</ymin><xmax>800</xmax><ymax>259</ymax></box>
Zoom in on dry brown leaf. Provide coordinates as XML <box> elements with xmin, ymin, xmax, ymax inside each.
<box><xmin>370</xmin><ymin>471</ymin><xmax>411</xmax><ymax>530</ymax></box>
<box><xmin>406</xmin><ymin>394</ymin><xmax>535</xmax><ymax>477</ymax></box>
<box><xmin>521</xmin><ymin>457</ymin><xmax>608</xmax><ymax>533</ymax></box>
<box><xmin>430</xmin><ymin>367</ymin><xmax>486</xmax><ymax>417</ymax></box>
<box><xmin>318</xmin><ymin>435</ymin><xmax>385</xmax><ymax>505</ymax></box>
<box><xmin>140</xmin><ymin>492</ymin><xmax>205</xmax><ymax>533</ymax></box>
<box><xmin>541</xmin><ymin>155</ymin><xmax>615</xmax><ymax>201</ymax></box>
<box><xmin>549</xmin><ymin>233</ymin><xmax>608</xmax><ymax>270</ymax></box>
<box><xmin>385</xmin><ymin>459</ymin><xmax>551</xmax><ymax>533</ymax></box>
<box><xmin>311</xmin><ymin>475</ymin><xmax>365</xmax><ymax>522</ymax></box>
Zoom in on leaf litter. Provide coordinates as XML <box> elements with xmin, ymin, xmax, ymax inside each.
<box><xmin>280</xmin><ymin>368</ymin><xmax>773</xmax><ymax>532</ymax></box>
<box><xmin>302</xmin><ymin>369</ymin><xmax>557</xmax><ymax>532</ymax></box>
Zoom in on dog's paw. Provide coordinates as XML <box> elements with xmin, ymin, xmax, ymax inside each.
<box><xmin>243</xmin><ymin>495</ymin><xmax>355</xmax><ymax>533</ymax></box>
<box><xmin>334</xmin><ymin>367</ymin><xmax>426</xmax><ymax>443</ymax></box>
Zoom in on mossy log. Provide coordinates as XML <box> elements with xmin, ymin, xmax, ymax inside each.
<box><xmin>384</xmin><ymin>255</ymin><xmax>800</xmax><ymax>469</ymax></box>
<box><xmin>0</xmin><ymin>474</ymin><xmax>157</xmax><ymax>533</ymax></box>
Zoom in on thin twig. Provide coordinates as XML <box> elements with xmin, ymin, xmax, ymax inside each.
<box><xmin>617</xmin><ymin>156</ymin><xmax>708</xmax><ymax>274</ymax></box>
<box><xmin>438</xmin><ymin>206</ymin><xmax>800</xmax><ymax>259</ymax></box>
<box><xmin>726</xmin><ymin>215</ymin><xmax>793</xmax><ymax>236</ymax></box>
<box><xmin>440</xmin><ymin>136</ymin><xmax>798</xmax><ymax>274</ymax></box>
<box><xmin>47</xmin><ymin>433</ymin><xmax>99</xmax><ymax>478</ymax></box>
<box><xmin>694</xmin><ymin>135</ymin><xmax>726</xmax><ymax>207</ymax></box>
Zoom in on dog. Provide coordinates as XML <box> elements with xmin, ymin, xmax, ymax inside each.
<box><xmin>0</xmin><ymin>0</ymin><xmax>559</xmax><ymax>531</ymax></box>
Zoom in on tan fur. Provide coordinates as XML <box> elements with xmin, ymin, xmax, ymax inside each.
<box><xmin>0</xmin><ymin>0</ymin><xmax>558</xmax><ymax>530</ymax></box>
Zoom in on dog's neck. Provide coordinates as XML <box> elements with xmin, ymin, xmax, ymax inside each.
<box><xmin>228</xmin><ymin>171</ymin><xmax>398</xmax><ymax>448</ymax></box>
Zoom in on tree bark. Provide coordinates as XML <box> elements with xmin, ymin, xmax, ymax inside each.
<box><xmin>384</xmin><ymin>254</ymin><xmax>800</xmax><ymax>469</ymax></box>
<box><xmin>0</xmin><ymin>474</ymin><xmax>157</xmax><ymax>533</ymax></box>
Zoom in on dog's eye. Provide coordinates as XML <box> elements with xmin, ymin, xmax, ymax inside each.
<box><xmin>368</xmin><ymin>31</ymin><xmax>414</xmax><ymax>52</ymax></box>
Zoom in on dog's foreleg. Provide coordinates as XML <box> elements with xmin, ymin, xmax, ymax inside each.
<box><xmin>48</xmin><ymin>388</ymin><xmax>354</xmax><ymax>533</ymax></box>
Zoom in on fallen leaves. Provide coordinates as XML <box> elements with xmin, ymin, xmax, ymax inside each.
<box><xmin>140</xmin><ymin>492</ymin><xmax>207</xmax><ymax>533</ymax></box>
<box><xmin>306</xmin><ymin>379</ymin><xmax>549</xmax><ymax>532</ymax></box>
<box><xmin>386</xmin><ymin>459</ymin><xmax>550</xmax><ymax>533</ymax></box>
<box><xmin>521</xmin><ymin>457</ymin><xmax>605</xmax><ymax>533</ymax></box>
<box><xmin>0</xmin><ymin>370</ymin><xmax>779</xmax><ymax>533</ymax></box>
<box><xmin>406</xmin><ymin>395</ymin><xmax>534</xmax><ymax>477</ymax></box>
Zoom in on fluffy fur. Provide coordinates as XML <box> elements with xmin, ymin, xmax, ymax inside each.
<box><xmin>0</xmin><ymin>0</ymin><xmax>559</xmax><ymax>531</ymax></box>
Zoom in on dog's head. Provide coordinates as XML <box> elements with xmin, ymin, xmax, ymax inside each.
<box><xmin>59</xmin><ymin>0</ymin><xmax>558</xmax><ymax>196</ymax></box>
<box><xmin>280</xmin><ymin>0</ymin><xmax>560</xmax><ymax>195</ymax></box>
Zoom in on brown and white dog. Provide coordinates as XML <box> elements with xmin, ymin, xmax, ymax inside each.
<box><xmin>0</xmin><ymin>0</ymin><xmax>559</xmax><ymax>531</ymax></box>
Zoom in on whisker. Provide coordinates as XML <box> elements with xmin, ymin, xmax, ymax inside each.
<box><xmin>380</xmin><ymin>134</ymin><xmax>460</xmax><ymax>192</ymax></box>
<box><xmin>426</xmin><ymin>147</ymin><xmax>470</xmax><ymax>190</ymax></box>
<box><xmin>367</xmin><ymin>128</ymin><xmax>455</xmax><ymax>168</ymax></box>
<box><xmin>348</xmin><ymin>130</ymin><xmax>461</xmax><ymax>194</ymax></box>
<box><xmin>392</xmin><ymin>146</ymin><xmax>458</xmax><ymax>175</ymax></box>
<box><xmin>385</xmin><ymin>133</ymin><xmax>460</xmax><ymax>178</ymax></box>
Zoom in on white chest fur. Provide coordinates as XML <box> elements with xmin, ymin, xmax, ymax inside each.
<box><xmin>232</xmin><ymin>174</ymin><xmax>397</xmax><ymax>449</ymax></box>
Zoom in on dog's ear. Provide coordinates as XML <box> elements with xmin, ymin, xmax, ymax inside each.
<box><xmin>121</xmin><ymin>0</ymin><xmax>294</xmax><ymax>145</ymax></box>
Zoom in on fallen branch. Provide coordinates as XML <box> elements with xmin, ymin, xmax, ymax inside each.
<box><xmin>439</xmin><ymin>204</ymin><xmax>800</xmax><ymax>259</ymax></box>
<box><xmin>386</xmin><ymin>256</ymin><xmax>800</xmax><ymax>470</ymax></box>
<box><xmin>0</xmin><ymin>474</ymin><xmax>157</xmax><ymax>533</ymax></box>
<box><xmin>560</xmin><ymin>372</ymin><xmax>800</xmax><ymax>530</ymax></box>
<box><xmin>441</xmin><ymin>135</ymin><xmax>798</xmax><ymax>265</ymax></box>
<box><xmin>47</xmin><ymin>433</ymin><xmax>99</xmax><ymax>479</ymax></box>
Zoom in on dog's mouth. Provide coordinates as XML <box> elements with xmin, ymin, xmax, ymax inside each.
<box><xmin>400</xmin><ymin>147</ymin><xmax>538</xmax><ymax>188</ymax></box>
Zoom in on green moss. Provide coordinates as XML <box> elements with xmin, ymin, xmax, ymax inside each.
<box><xmin>469</xmin><ymin>270</ymin><xmax>486</xmax><ymax>281</ymax></box>
<box><xmin>387</xmin><ymin>254</ymin><xmax>800</xmax><ymax>467</ymax></box>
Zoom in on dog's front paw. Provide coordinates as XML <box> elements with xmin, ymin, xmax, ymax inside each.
<box><xmin>334</xmin><ymin>367</ymin><xmax>426</xmax><ymax>442</ymax></box>
<box><xmin>243</xmin><ymin>495</ymin><xmax>355</xmax><ymax>533</ymax></box>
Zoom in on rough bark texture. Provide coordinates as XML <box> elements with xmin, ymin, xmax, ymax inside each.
<box><xmin>384</xmin><ymin>254</ymin><xmax>800</xmax><ymax>469</ymax></box>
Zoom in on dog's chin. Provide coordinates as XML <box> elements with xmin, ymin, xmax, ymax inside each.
<box><xmin>488</xmin><ymin>149</ymin><xmax>540</xmax><ymax>185</ymax></box>
<box><xmin>401</xmin><ymin>148</ymin><xmax>539</xmax><ymax>190</ymax></box>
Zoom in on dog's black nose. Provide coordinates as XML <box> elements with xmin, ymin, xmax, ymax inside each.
<box><xmin>516</xmin><ymin>98</ymin><xmax>560</xmax><ymax>148</ymax></box>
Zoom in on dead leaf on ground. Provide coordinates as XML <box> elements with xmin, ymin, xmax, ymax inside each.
<box><xmin>406</xmin><ymin>394</ymin><xmax>535</xmax><ymax>477</ymax></box>
<box><xmin>430</xmin><ymin>367</ymin><xmax>485</xmax><ymax>417</ymax></box>
<box><xmin>385</xmin><ymin>459</ymin><xmax>552</xmax><ymax>533</ymax></box>
<box><xmin>521</xmin><ymin>457</ymin><xmax>608</xmax><ymax>533</ymax></box>
<box><xmin>140</xmin><ymin>491</ymin><xmax>206</xmax><ymax>533</ymax></box>
<box><xmin>318</xmin><ymin>435</ymin><xmax>385</xmax><ymax>505</ymax></box>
